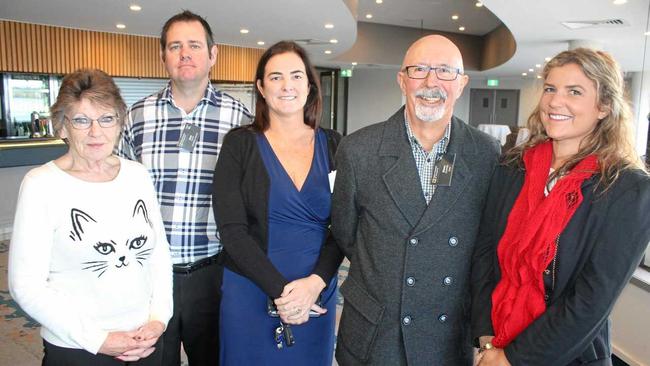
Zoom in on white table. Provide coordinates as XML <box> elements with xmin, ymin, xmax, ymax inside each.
<box><xmin>477</xmin><ymin>124</ymin><xmax>512</xmax><ymax>146</ymax></box>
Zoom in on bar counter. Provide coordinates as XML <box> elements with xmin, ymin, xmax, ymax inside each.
<box><xmin>0</xmin><ymin>138</ymin><xmax>67</xmax><ymax>168</ymax></box>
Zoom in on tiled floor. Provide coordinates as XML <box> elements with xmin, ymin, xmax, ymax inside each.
<box><xmin>0</xmin><ymin>239</ymin><xmax>347</xmax><ymax>365</ymax></box>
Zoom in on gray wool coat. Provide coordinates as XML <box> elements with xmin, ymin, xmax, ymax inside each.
<box><xmin>332</xmin><ymin>107</ymin><xmax>500</xmax><ymax>366</ymax></box>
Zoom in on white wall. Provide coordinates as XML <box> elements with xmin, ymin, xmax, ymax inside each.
<box><xmin>454</xmin><ymin>82</ymin><xmax>471</xmax><ymax>124</ymax></box>
<box><xmin>611</xmin><ymin>273</ymin><xmax>650</xmax><ymax>366</ymax></box>
<box><xmin>458</xmin><ymin>76</ymin><xmax>543</xmax><ymax>126</ymax></box>
<box><xmin>0</xmin><ymin>165</ymin><xmax>34</xmax><ymax>240</ymax></box>
<box><xmin>628</xmin><ymin>71</ymin><xmax>650</xmax><ymax>157</ymax></box>
<box><xmin>346</xmin><ymin>67</ymin><xmax>403</xmax><ymax>133</ymax></box>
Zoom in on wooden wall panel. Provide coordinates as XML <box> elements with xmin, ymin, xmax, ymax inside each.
<box><xmin>481</xmin><ymin>24</ymin><xmax>517</xmax><ymax>71</ymax></box>
<box><xmin>0</xmin><ymin>20</ymin><xmax>263</xmax><ymax>82</ymax></box>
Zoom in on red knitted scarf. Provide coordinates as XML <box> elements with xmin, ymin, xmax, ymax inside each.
<box><xmin>491</xmin><ymin>141</ymin><xmax>598</xmax><ymax>347</ymax></box>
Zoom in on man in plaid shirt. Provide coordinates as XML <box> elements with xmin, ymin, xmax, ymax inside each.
<box><xmin>117</xmin><ymin>10</ymin><xmax>251</xmax><ymax>366</ymax></box>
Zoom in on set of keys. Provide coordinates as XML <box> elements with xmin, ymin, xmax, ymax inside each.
<box><xmin>274</xmin><ymin>321</ymin><xmax>295</xmax><ymax>349</ymax></box>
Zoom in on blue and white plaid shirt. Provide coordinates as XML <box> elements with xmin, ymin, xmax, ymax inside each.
<box><xmin>404</xmin><ymin>113</ymin><xmax>451</xmax><ymax>204</ymax></box>
<box><xmin>117</xmin><ymin>82</ymin><xmax>251</xmax><ymax>264</ymax></box>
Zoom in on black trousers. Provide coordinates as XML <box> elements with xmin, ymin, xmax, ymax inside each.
<box><xmin>42</xmin><ymin>339</ymin><xmax>163</xmax><ymax>366</ymax></box>
<box><xmin>162</xmin><ymin>261</ymin><xmax>223</xmax><ymax>366</ymax></box>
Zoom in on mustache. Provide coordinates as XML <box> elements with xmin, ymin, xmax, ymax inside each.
<box><xmin>416</xmin><ymin>88</ymin><xmax>447</xmax><ymax>101</ymax></box>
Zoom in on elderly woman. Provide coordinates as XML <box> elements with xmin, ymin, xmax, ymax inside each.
<box><xmin>472</xmin><ymin>48</ymin><xmax>650</xmax><ymax>366</ymax></box>
<box><xmin>8</xmin><ymin>69</ymin><xmax>173</xmax><ymax>365</ymax></box>
<box><xmin>212</xmin><ymin>41</ymin><xmax>343</xmax><ymax>365</ymax></box>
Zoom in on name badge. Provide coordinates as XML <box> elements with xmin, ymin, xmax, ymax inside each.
<box><xmin>432</xmin><ymin>153</ymin><xmax>456</xmax><ymax>187</ymax></box>
<box><xmin>177</xmin><ymin>123</ymin><xmax>201</xmax><ymax>152</ymax></box>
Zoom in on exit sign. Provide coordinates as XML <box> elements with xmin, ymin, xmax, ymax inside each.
<box><xmin>487</xmin><ymin>79</ymin><xmax>499</xmax><ymax>87</ymax></box>
<box><xmin>341</xmin><ymin>69</ymin><xmax>353</xmax><ymax>78</ymax></box>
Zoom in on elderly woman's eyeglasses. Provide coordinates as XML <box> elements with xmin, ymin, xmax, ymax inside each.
<box><xmin>403</xmin><ymin>65</ymin><xmax>462</xmax><ymax>81</ymax></box>
<box><xmin>64</xmin><ymin>114</ymin><xmax>118</xmax><ymax>130</ymax></box>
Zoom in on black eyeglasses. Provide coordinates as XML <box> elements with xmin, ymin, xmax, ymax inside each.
<box><xmin>64</xmin><ymin>114</ymin><xmax>118</xmax><ymax>130</ymax></box>
<box><xmin>403</xmin><ymin>65</ymin><xmax>463</xmax><ymax>81</ymax></box>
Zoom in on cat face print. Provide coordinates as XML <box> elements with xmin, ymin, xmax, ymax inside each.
<box><xmin>69</xmin><ymin>199</ymin><xmax>154</xmax><ymax>278</ymax></box>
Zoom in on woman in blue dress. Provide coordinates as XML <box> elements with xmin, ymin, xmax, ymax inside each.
<box><xmin>212</xmin><ymin>41</ymin><xmax>343</xmax><ymax>365</ymax></box>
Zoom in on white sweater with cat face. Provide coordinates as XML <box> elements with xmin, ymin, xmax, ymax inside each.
<box><xmin>8</xmin><ymin>157</ymin><xmax>173</xmax><ymax>354</ymax></box>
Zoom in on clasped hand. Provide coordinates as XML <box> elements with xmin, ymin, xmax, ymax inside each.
<box><xmin>98</xmin><ymin>320</ymin><xmax>165</xmax><ymax>362</ymax></box>
<box><xmin>476</xmin><ymin>347</ymin><xmax>511</xmax><ymax>366</ymax></box>
<box><xmin>274</xmin><ymin>274</ymin><xmax>327</xmax><ymax>325</ymax></box>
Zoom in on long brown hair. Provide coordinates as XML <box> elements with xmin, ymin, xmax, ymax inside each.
<box><xmin>504</xmin><ymin>48</ymin><xmax>646</xmax><ymax>190</ymax></box>
<box><xmin>252</xmin><ymin>41</ymin><xmax>322</xmax><ymax>131</ymax></box>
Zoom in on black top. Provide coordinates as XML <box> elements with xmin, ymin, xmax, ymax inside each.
<box><xmin>212</xmin><ymin>125</ymin><xmax>343</xmax><ymax>298</ymax></box>
<box><xmin>471</xmin><ymin>162</ymin><xmax>650</xmax><ymax>365</ymax></box>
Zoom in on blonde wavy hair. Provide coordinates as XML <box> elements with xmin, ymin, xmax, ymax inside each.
<box><xmin>504</xmin><ymin>47</ymin><xmax>646</xmax><ymax>190</ymax></box>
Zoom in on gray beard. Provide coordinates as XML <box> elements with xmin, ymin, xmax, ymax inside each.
<box><xmin>415</xmin><ymin>104</ymin><xmax>446</xmax><ymax>122</ymax></box>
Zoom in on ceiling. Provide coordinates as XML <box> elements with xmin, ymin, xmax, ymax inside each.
<box><xmin>357</xmin><ymin>0</ymin><xmax>501</xmax><ymax>35</ymax></box>
<box><xmin>0</xmin><ymin>0</ymin><xmax>358</xmax><ymax>62</ymax></box>
<box><xmin>1</xmin><ymin>0</ymin><xmax>649</xmax><ymax>78</ymax></box>
<box><xmin>481</xmin><ymin>0</ymin><xmax>650</xmax><ymax>79</ymax></box>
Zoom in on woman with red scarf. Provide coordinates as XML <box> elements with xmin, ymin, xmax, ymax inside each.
<box><xmin>472</xmin><ymin>48</ymin><xmax>650</xmax><ymax>366</ymax></box>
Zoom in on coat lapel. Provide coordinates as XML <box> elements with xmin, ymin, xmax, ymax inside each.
<box><xmin>413</xmin><ymin>117</ymin><xmax>476</xmax><ymax>234</ymax></box>
<box><xmin>380</xmin><ymin>108</ymin><xmax>428</xmax><ymax>228</ymax></box>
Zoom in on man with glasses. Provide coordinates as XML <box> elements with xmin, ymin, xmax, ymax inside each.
<box><xmin>117</xmin><ymin>10</ymin><xmax>251</xmax><ymax>366</ymax></box>
<box><xmin>332</xmin><ymin>35</ymin><xmax>499</xmax><ymax>365</ymax></box>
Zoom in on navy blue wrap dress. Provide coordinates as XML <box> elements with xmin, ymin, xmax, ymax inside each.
<box><xmin>219</xmin><ymin>128</ymin><xmax>337</xmax><ymax>365</ymax></box>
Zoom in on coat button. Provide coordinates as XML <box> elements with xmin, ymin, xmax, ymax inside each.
<box><xmin>443</xmin><ymin>276</ymin><xmax>453</xmax><ymax>286</ymax></box>
<box><xmin>544</xmin><ymin>294</ymin><xmax>550</xmax><ymax>301</ymax></box>
<box><xmin>448</xmin><ymin>236</ymin><xmax>458</xmax><ymax>246</ymax></box>
<box><xmin>438</xmin><ymin>314</ymin><xmax>448</xmax><ymax>323</ymax></box>
<box><xmin>544</xmin><ymin>269</ymin><xmax>551</xmax><ymax>275</ymax></box>
<box><xmin>409</xmin><ymin>237</ymin><xmax>419</xmax><ymax>246</ymax></box>
<box><xmin>406</xmin><ymin>277</ymin><xmax>416</xmax><ymax>286</ymax></box>
<box><xmin>402</xmin><ymin>315</ymin><xmax>412</xmax><ymax>325</ymax></box>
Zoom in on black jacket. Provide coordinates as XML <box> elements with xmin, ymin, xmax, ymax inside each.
<box><xmin>472</xmin><ymin>163</ymin><xmax>650</xmax><ymax>365</ymax></box>
<box><xmin>212</xmin><ymin>125</ymin><xmax>343</xmax><ymax>298</ymax></box>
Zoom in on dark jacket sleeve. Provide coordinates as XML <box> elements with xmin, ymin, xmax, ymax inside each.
<box><xmin>212</xmin><ymin>130</ymin><xmax>288</xmax><ymax>298</ymax></box>
<box><xmin>331</xmin><ymin>135</ymin><xmax>360</xmax><ymax>261</ymax></box>
<box><xmin>505</xmin><ymin>174</ymin><xmax>650</xmax><ymax>365</ymax></box>
<box><xmin>311</xmin><ymin>129</ymin><xmax>345</xmax><ymax>285</ymax></box>
<box><xmin>470</xmin><ymin>165</ymin><xmax>503</xmax><ymax>345</ymax></box>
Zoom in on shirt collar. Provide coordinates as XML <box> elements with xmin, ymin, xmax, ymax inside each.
<box><xmin>160</xmin><ymin>81</ymin><xmax>220</xmax><ymax>107</ymax></box>
<box><xmin>403</xmin><ymin>110</ymin><xmax>451</xmax><ymax>153</ymax></box>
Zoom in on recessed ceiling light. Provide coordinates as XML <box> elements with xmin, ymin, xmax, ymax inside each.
<box><xmin>330</xmin><ymin>39</ymin><xmax>338</xmax><ymax>44</ymax></box>
<box><xmin>535</xmin><ymin>64</ymin><xmax>541</xmax><ymax>68</ymax></box>
<box><xmin>528</xmin><ymin>68</ymin><xmax>534</xmax><ymax>72</ymax></box>
<box><xmin>451</xmin><ymin>15</ymin><xmax>459</xmax><ymax>20</ymax></box>
<box><xmin>129</xmin><ymin>4</ymin><xmax>141</xmax><ymax>11</ymax></box>
<box><xmin>522</xmin><ymin>72</ymin><xmax>528</xmax><ymax>76</ymax></box>
<box><xmin>351</xmin><ymin>62</ymin><xmax>358</xmax><ymax>66</ymax></box>
<box><xmin>537</xmin><ymin>75</ymin><xmax>542</xmax><ymax>79</ymax></box>
<box><xmin>544</xmin><ymin>57</ymin><xmax>552</xmax><ymax>62</ymax></box>
<box><xmin>365</xmin><ymin>14</ymin><xmax>373</xmax><ymax>19</ymax></box>
<box><xmin>613</xmin><ymin>0</ymin><xmax>627</xmax><ymax>4</ymax></box>
<box><xmin>645</xmin><ymin>31</ymin><xmax>650</xmax><ymax>36</ymax></box>
<box><xmin>376</xmin><ymin>0</ymin><xmax>383</xmax><ymax>3</ymax></box>
<box><xmin>325</xmin><ymin>23</ymin><xmax>334</xmax><ymax>29</ymax></box>
<box><xmin>240</xmin><ymin>28</ymin><xmax>249</xmax><ymax>34</ymax></box>
<box><xmin>324</xmin><ymin>50</ymin><xmax>332</xmax><ymax>54</ymax></box>
<box><xmin>257</xmin><ymin>41</ymin><xmax>265</xmax><ymax>46</ymax></box>
<box><xmin>116</xmin><ymin>23</ymin><xmax>126</xmax><ymax>29</ymax></box>
<box><xmin>458</xmin><ymin>26</ymin><xmax>466</xmax><ymax>31</ymax></box>
<box><xmin>475</xmin><ymin>1</ymin><xmax>483</xmax><ymax>7</ymax></box>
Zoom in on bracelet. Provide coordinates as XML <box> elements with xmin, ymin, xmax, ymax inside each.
<box><xmin>479</xmin><ymin>342</ymin><xmax>494</xmax><ymax>353</ymax></box>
